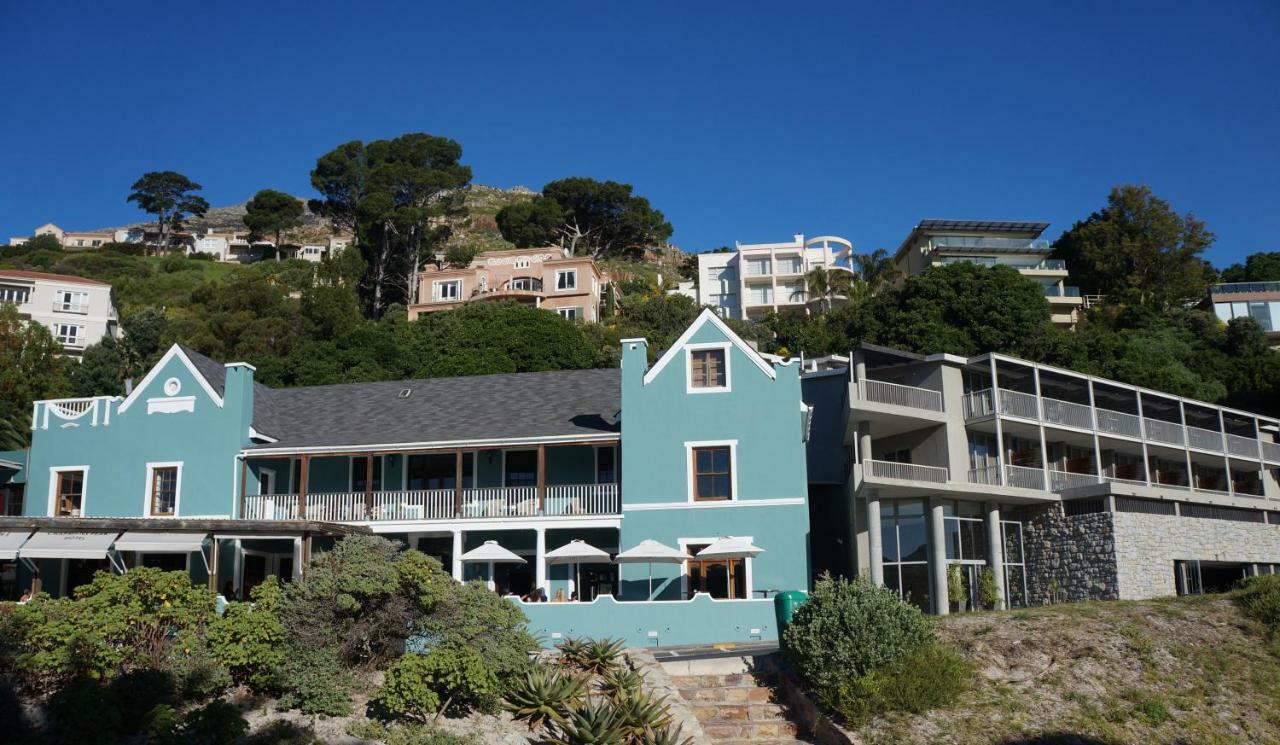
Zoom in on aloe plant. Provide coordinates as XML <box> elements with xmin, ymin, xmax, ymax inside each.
<box><xmin>600</xmin><ymin>666</ymin><xmax>644</xmax><ymax>698</ymax></box>
<box><xmin>639</xmin><ymin>724</ymin><xmax>694</xmax><ymax>745</ymax></box>
<box><xmin>550</xmin><ymin>696</ymin><xmax>626</xmax><ymax>745</ymax></box>
<box><xmin>612</xmin><ymin>689</ymin><xmax>673</xmax><ymax>741</ymax></box>
<box><xmin>580</xmin><ymin>638</ymin><xmax>626</xmax><ymax>674</ymax></box>
<box><xmin>556</xmin><ymin>637</ymin><xmax>590</xmax><ymax>669</ymax></box>
<box><xmin>504</xmin><ymin>665</ymin><xmax>587</xmax><ymax>729</ymax></box>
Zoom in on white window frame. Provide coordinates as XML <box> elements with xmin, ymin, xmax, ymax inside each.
<box><xmin>684</xmin><ymin>439</ymin><xmax>738</xmax><ymax>503</ymax></box>
<box><xmin>434</xmin><ymin>279</ymin><xmax>462</xmax><ymax>301</ymax></box>
<box><xmin>144</xmin><ymin>461</ymin><xmax>183</xmax><ymax>517</ymax></box>
<box><xmin>677</xmin><ymin>535</ymin><xmax>754</xmax><ymax>600</ymax></box>
<box><xmin>556</xmin><ymin>269</ymin><xmax>577</xmax><ymax>291</ymax></box>
<box><xmin>0</xmin><ymin>285</ymin><xmax>31</xmax><ymax>304</ymax></box>
<box><xmin>556</xmin><ymin>307</ymin><xmax>582</xmax><ymax>321</ymax></box>
<box><xmin>54</xmin><ymin>289</ymin><xmax>89</xmax><ymax>313</ymax></box>
<box><xmin>54</xmin><ymin>323</ymin><xmax>85</xmax><ymax>346</ymax></box>
<box><xmin>685</xmin><ymin>342</ymin><xmax>732</xmax><ymax>394</ymax></box>
<box><xmin>47</xmin><ymin>465</ymin><xmax>90</xmax><ymax>517</ymax></box>
<box><xmin>514</xmin><ymin>257</ymin><xmax>531</xmax><ymax>269</ymax></box>
<box><xmin>258</xmin><ymin>467</ymin><xmax>277</xmax><ymax>496</ymax></box>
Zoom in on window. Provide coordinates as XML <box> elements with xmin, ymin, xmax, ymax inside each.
<box><xmin>504</xmin><ymin>450</ymin><xmax>538</xmax><ymax>486</ymax></box>
<box><xmin>747</xmin><ymin>258</ymin><xmax>772</xmax><ymax>276</ymax></box>
<box><xmin>746</xmin><ymin>286</ymin><xmax>773</xmax><ymax>304</ymax></box>
<box><xmin>257</xmin><ymin>469</ymin><xmax>276</xmax><ymax>495</ymax></box>
<box><xmin>556</xmin><ymin>269</ymin><xmax>577</xmax><ymax>290</ymax></box>
<box><xmin>689</xmin><ymin>348</ymin><xmax>727</xmax><ymax>390</ymax></box>
<box><xmin>55</xmin><ymin>290</ymin><xmax>89</xmax><ymax>312</ymax></box>
<box><xmin>557</xmin><ymin>307</ymin><xmax>582</xmax><ymax>321</ymax></box>
<box><xmin>54</xmin><ymin>324</ymin><xmax>84</xmax><ymax>346</ymax></box>
<box><xmin>149</xmin><ymin>465</ymin><xmax>179</xmax><ymax>516</ymax></box>
<box><xmin>880</xmin><ymin>499</ymin><xmax>930</xmax><ymax>611</ymax></box>
<box><xmin>351</xmin><ymin>456</ymin><xmax>384</xmax><ymax>492</ymax></box>
<box><xmin>55</xmin><ymin>470</ymin><xmax>85</xmax><ymax>517</ymax></box>
<box><xmin>692</xmin><ymin>446</ymin><xmax>732</xmax><ymax>501</ymax></box>
<box><xmin>510</xmin><ymin>277</ymin><xmax>540</xmax><ymax>291</ymax></box>
<box><xmin>434</xmin><ymin>280</ymin><xmax>461</xmax><ymax>301</ymax></box>
<box><xmin>779</xmin><ymin>257</ymin><xmax>803</xmax><ymax>274</ymax></box>
<box><xmin>596</xmin><ymin>447</ymin><xmax>617</xmax><ymax>483</ymax></box>
<box><xmin>514</xmin><ymin>257</ymin><xmax>530</xmax><ymax>269</ymax></box>
<box><xmin>686</xmin><ymin>544</ymin><xmax>746</xmax><ymax>599</ymax></box>
<box><xmin>407</xmin><ymin>452</ymin><xmax>474</xmax><ymax>489</ymax></box>
<box><xmin>0</xmin><ymin>285</ymin><xmax>30</xmax><ymax>304</ymax></box>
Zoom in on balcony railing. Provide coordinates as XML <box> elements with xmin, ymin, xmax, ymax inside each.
<box><xmin>931</xmin><ymin>236</ymin><xmax>1051</xmax><ymax>251</ymax></box>
<box><xmin>967</xmin><ymin>464</ymin><xmax>1001</xmax><ymax>485</ymax></box>
<box><xmin>963</xmin><ymin>389</ymin><xmax>995</xmax><ymax>419</ymax></box>
<box><xmin>1186</xmin><ymin>426</ymin><xmax>1224</xmax><ymax>453</ymax></box>
<box><xmin>53</xmin><ymin>301</ymin><xmax>89</xmax><ymax>314</ymax></box>
<box><xmin>1000</xmin><ymin>390</ymin><xmax>1041</xmax><ymax>420</ymax></box>
<box><xmin>1143</xmin><ymin>418</ymin><xmax>1185</xmax><ymax>446</ymax></box>
<box><xmin>1048</xmin><ymin>470</ymin><xmax>1098</xmax><ymax>491</ymax></box>
<box><xmin>1043</xmin><ymin>286</ymin><xmax>1083</xmax><ymax>298</ymax></box>
<box><xmin>859</xmin><ymin>379</ymin><xmax>944</xmax><ymax>412</ymax></box>
<box><xmin>1262</xmin><ymin>440</ymin><xmax>1280</xmax><ymax>462</ymax></box>
<box><xmin>1041</xmin><ymin>397</ymin><xmax>1092</xmax><ymax>429</ymax></box>
<box><xmin>241</xmin><ymin>483</ymin><xmax>620</xmax><ymax>522</ymax></box>
<box><xmin>1226</xmin><ymin>434</ymin><xmax>1261</xmax><ymax>458</ymax></box>
<box><xmin>1095</xmin><ymin>408</ymin><xmax>1142</xmax><ymax>438</ymax></box>
<box><xmin>864</xmin><ymin>460</ymin><xmax>949</xmax><ymax>483</ymax></box>
<box><xmin>1005</xmin><ymin>464</ymin><xmax>1046</xmax><ymax>490</ymax></box>
<box><xmin>32</xmin><ymin>396</ymin><xmax>115</xmax><ymax>429</ymax></box>
<box><xmin>1212</xmin><ymin>281</ymin><xmax>1280</xmax><ymax>295</ymax></box>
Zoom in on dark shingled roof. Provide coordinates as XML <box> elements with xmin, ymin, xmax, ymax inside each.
<box><xmin>176</xmin><ymin>346</ymin><xmax>621</xmax><ymax>450</ymax></box>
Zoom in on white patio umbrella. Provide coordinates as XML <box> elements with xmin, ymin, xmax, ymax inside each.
<box><xmin>695</xmin><ymin>536</ymin><xmax>765</xmax><ymax>560</ymax></box>
<box><xmin>614</xmin><ymin>539</ymin><xmax>687</xmax><ymax>600</ymax></box>
<box><xmin>545</xmin><ymin>539</ymin><xmax>611</xmax><ymax>600</ymax></box>
<box><xmin>460</xmin><ymin>540</ymin><xmax>526</xmax><ymax>591</ymax></box>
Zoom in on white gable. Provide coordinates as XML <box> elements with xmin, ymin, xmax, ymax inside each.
<box><xmin>642</xmin><ymin>308</ymin><xmax>776</xmax><ymax>385</ymax></box>
<box><xmin>117</xmin><ymin>344</ymin><xmax>225</xmax><ymax>413</ymax></box>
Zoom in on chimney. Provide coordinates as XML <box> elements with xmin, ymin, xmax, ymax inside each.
<box><xmin>224</xmin><ymin>362</ymin><xmax>256</xmax><ymax>437</ymax></box>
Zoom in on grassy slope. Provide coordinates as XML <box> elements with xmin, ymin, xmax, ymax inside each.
<box><xmin>850</xmin><ymin>595</ymin><xmax>1280</xmax><ymax>745</ymax></box>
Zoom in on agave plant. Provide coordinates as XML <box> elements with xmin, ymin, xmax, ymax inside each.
<box><xmin>550</xmin><ymin>696</ymin><xmax>627</xmax><ymax>745</ymax></box>
<box><xmin>504</xmin><ymin>665</ymin><xmax>588</xmax><ymax>729</ymax></box>
<box><xmin>580</xmin><ymin>638</ymin><xmax>626</xmax><ymax>674</ymax></box>
<box><xmin>612</xmin><ymin>689</ymin><xmax>673</xmax><ymax>741</ymax></box>
<box><xmin>557</xmin><ymin>637</ymin><xmax>591</xmax><ymax>669</ymax></box>
<box><xmin>639</xmin><ymin>724</ymin><xmax>694</xmax><ymax>745</ymax></box>
<box><xmin>599</xmin><ymin>666</ymin><xmax>644</xmax><ymax>698</ymax></box>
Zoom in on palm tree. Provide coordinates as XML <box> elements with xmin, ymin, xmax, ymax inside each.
<box><xmin>797</xmin><ymin>266</ymin><xmax>855</xmax><ymax>312</ymax></box>
<box><xmin>852</xmin><ymin>248</ymin><xmax>903</xmax><ymax>295</ymax></box>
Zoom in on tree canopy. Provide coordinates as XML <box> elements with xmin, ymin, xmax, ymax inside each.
<box><xmin>1052</xmin><ymin>184</ymin><xmax>1215</xmax><ymax>309</ymax></box>
<box><xmin>1220</xmin><ymin>251</ymin><xmax>1280</xmax><ymax>283</ymax></box>
<box><xmin>126</xmin><ymin>171</ymin><xmax>209</xmax><ymax>254</ymax></box>
<box><xmin>243</xmin><ymin>189</ymin><xmax>304</xmax><ymax>260</ymax></box>
<box><xmin>496</xmin><ymin>177</ymin><xmax>672</xmax><ymax>258</ymax></box>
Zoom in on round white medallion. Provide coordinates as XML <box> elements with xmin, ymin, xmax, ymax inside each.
<box><xmin>163</xmin><ymin>377</ymin><xmax>182</xmax><ymax>396</ymax></box>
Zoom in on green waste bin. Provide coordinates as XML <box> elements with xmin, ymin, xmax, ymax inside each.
<box><xmin>774</xmin><ymin>590</ymin><xmax>808</xmax><ymax>638</ymax></box>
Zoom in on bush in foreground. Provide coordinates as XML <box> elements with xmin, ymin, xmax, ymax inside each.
<box><xmin>824</xmin><ymin>644</ymin><xmax>970</xmax><ymax>723</ymax></box>
<box><xmin>782</xmin><ymin>574</ymin><xmax>935</xmax><ymax>694</ymax></box>
<box><xmin>371</xmin><ymin>644</ymin><xmax>500</xmax><ymax>723</ymax></box>
<box><xmin>1236</xmin><ymin>574</ymin><xmax>1280</xmax><ymax>631</ymax></box>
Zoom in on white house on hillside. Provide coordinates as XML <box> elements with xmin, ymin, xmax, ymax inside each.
<box><xmin>0</xmin><ymin>270</ymin><xmax>118</xmax><ymax>355</ymax></box>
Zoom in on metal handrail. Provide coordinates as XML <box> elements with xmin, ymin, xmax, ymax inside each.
<box><xmin>860</xmin><ymin>379</ymin><xmax>944</xmax><ymax>412</ymax></box>
<box><xmin>865</xmin><ymin>460</ymin><xmax>949</xmax><ymax>483</ymax></box>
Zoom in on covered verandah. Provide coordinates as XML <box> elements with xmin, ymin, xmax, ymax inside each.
<box><xmin>0</xmin><ymin>517</ymin><xmax>367</xmax><ymax>600</ymax></box>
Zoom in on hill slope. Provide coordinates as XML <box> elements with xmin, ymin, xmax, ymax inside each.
<box><xmin>850</xmin><ymin>595</ymin><xmax>1280</xmax><ymax>745</ymax></box>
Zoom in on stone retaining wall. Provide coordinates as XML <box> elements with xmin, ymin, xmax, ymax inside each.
<box><xmin>1112</xmin><ymin>512</ymin><xmax>1280</xmax><ymax>599</ymax></box>
<box><xmin>1021</xmin><ymin>504</ymin><xmax>1118</xmax><ymax>605</ymax></box>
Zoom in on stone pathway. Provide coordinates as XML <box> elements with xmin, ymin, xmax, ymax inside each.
<box><xmin>665</xmin><ymin>656</ymin><xmax>812</xmax><ymax>744</ymax></box>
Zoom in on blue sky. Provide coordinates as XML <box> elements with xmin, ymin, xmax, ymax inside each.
<box><xmin>1</xmin><ymin>2</ymin><xmax>1277</xmax><ymax>267</ymax></box>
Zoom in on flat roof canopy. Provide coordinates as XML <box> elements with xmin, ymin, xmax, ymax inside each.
<box><xmin>114</xmin><ymin>531</ymin><xmax>208</xmax><ymax>553</ymax></box>
<box><xmin>0</xmin><ymin>530</ymin><xmax>32</xmax><ymax>560</ymax></box>
<box><xmin>20</xmin><ymin>531</ymin><xmax>118</xmax><ymax>560</ymax></box>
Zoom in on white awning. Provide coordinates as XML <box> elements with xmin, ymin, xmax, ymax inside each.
<box><xmin>114</xmin><ymin>531</ymin><xmax>208</xmax><ymax>554</ymax></box>
<box><xmin>695</xmin><ymin>537</ymin><xmax>765</xmax><ymax>560</ymax></box>
<box><xmin>545</xmin><ymin>539</ymin><xmax>611</xmax><ymax>565</ymax></box>
<box><xmin>613</xmin><ymin>539</ymin><xmax>686</xmax><ymax>564</ymax></box>
<box><xmin>459</xmin><ymin>540</ymin><xmax>525</xmax><ymax>564</ymax></box>
<box><xmin>0</xmin><ymin>530</ymin><xmax>33</xmax><ymax>561</ymax></box>
<box><xmin>18</xmin><ymin>531</ymin><xmax>120</xmax><ymax>560</ymax></box>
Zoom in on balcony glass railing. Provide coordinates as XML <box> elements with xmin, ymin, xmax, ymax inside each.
<box><xmin>1212</xmin><ymin>282</ymin><xmax>1280</xmax><ymax>295</ymax></box>
<box><xmin>1048</xmin><ymin>470</ymin><xmax>1099</xmax><ymax>491</ymax></box>
<box><xmin>931</xmin><ymin>236</ymin><xmax>1051</xmax><ymax>251</ymax></box>
<box><xmin>1226</xmin><ymin>433</ymin><xmax>1260</xmax><ymax>458</ymax></box>
<box><xmin>1095</xmin><ymin>408</ymin><xmax>1142</xmax><ymax>438</ymax></box>
<box><xmin>1262</xmin><ymin>440</ymin><xmax>1280</xmax><ymax>462</ymax></box>
<box><xmin>999</xmin><ymin>390</ymin><xmax>1040</xmax><ymax>419</ymax></box>
<box><xmin>1041</xmin><ymin>397</ymin><xmax>1092</xmax><ymax>429</ymax></box>
<box><xmin>963</xmin><ymin>389</ymin><xmax>995</xmax><ymax>419</ymax></box>
<box><xmin>1143</xmin><ymin>418</ymin><xmax>1185</xmax><ymax>446</ymax></box>
<box><xmin>1044</xmin><ymin>286</ymin><xmax>1082</xmax><ymax>298</ymax></box>
<box><xmin>1005</xmin><ymin>464</ymin><xmax>1046</xmax><ymax>490</ymax></box>
<box><xmin>1185</xmin><ymin>426</ymin><xmax>1224</xmax><ymax>453</ymax></box>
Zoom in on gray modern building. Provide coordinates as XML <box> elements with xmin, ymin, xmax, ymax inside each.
<box><xmin>803</xmin><ymin>345</ymin><xmax>1280</xmax><ymax>615</ymax></box>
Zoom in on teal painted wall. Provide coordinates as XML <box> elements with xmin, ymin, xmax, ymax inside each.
<box><xmin>25</xmin><ymin>350</ymin><xmax>253</xmax><ymax>518</ymax></box>
<box><xmin>517</xmin><ymin>595</ymin><xmax>779</xmax><ymax>648</ymax></box>
<box><xmin>617</xmin><ymin>314</ymin><xmax>812</xmax><ymax>602</ymax></box>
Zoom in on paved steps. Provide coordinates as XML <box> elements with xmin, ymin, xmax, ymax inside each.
<box><xmin>670</xmin><ymin>668</ymin><xmax>810</xmax><ymax>744</ymax></box>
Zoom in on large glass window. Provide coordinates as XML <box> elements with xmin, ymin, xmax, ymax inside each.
<box><xmin>504</xmin><ymin>450</ymin><xmax>538</xmax><ymax>486</ymax></box>
<box><xmin>880</xmin><ymin>499</ymin><xmax>930</xmax><ymax>611</ymax></box>
<box><xmin>55</xmin><ymin>470</ymin><xmax>85</xmax><ymax>517</ymax></box>
<box><xmin>407</xmin><ymin>453</ymin><xmax>473</xmax><ymax>490</ymax></box>
<box><xmin>686</xmin><ymin>543</ymin><xmax>746</xmax><ymax>599</ymax></box>
<box><xmin>149</xmin><ymin>466</ymin><xmax>178</xmax><ymax>516</ymax></box>
<box><xmin>692</xmin><ymin>447</ymin><xmax>732</xmax><ymax>501</ymax></box>
<box><xmin>1002</xmin><ymin>520</ymin><xmax>1028</xmax><ymax>608</ymax></box>
<box><xmin>351</xmin><ymin>456</ymin><xmax>384</xmax><ymax>491</ymax></box>
<box><xmin>596</xmin><ymin>447</ymin><xmax>616</xmax><ymax>483</ymax></box>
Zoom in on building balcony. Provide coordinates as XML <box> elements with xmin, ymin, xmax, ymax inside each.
<box><xmin>241</xmin><ymin>483</ymin><xmax>620</xmax><ymax>523</ymax></box>
<box><xmin>857</xmin><ymin>379</ymin><xmax>944</xmax><ymax>412</ymax></box>
<box><xmin>1043</xmin><ymin>286</ymin><xmax>1083</xmax><ymax>299</ymax></box>
<box><xmin>931</xmin><ymin>236</ymin><xmax>1051</xmax><ymax>251</ymax></box>
<box><xmin>32</xmin><ymin>396</ymin><xmax>117</xmax><ymax>429</ymax></box>
<box><xmin>864</xmin><ymin>459</ymin><xmax>949</xmax><ymax>484</ymax></box>
<box><xmin>1212</xmin><ymin>281</ymin><xmax>1280</xmax><ymax>296</ymax></box>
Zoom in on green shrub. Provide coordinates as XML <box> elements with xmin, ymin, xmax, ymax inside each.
<box><xmin>1237</xmin><ymin>574</ymin><xmax>1280</xmax><ymax>630</ymax></box>
<box><xmin>208</xmin><ymin>577</ymin><xmax>285</xmax><ymax>691</ymax></box>
<box><xmin>977</xmin><ymin>567</ymin><xmax>1001</xmax><ymax>609</ymax></box>
<box><xmin>181</xmin><ymin>700</ymin><xmax>249</xmax><ymax>745</ymax></box>
<box><xmin>550</xmin><ymin>696</ymin><xmax>625</xmax><ymax>745</ymax></box>
<box><xmin>613</xmin><ymin>689</ymin><xmax>674</xmax><ymax>741</ymax></box>
<box><xmin>143</xmin><ymin>704</ymin><xmax>183</xmax><ymax>745</ymax></box>
<box><xmin>416</xmin><ymin>579</ymin><xmax>537</xmax><ymax>688</ymax></box>
<box><xmin>599</xmin><ymin>666</ymin><xmax>644</xmax><ymax>698</ymax></box>
<box><xmin>107</xmin><ymin>668</ymin><xmax>177</xmax><ymax>734</ymax></box>
<box><xmin>826</xmin><ymin>644</ymin><xmax>969</xmax><ymax>723</ymax></box>
<box><xmin>167</xmin><ymin>638</ymin><xmax>233</xmax><ymax>699</ymax></box>
<box><xmin>242</xmin><ymin>720</ymin><xmax>321</xmax><ymax>745</ymax></box>
<box><xmin>347</xmin><ymin>719</ymin><xmax>478</xmax><ymax>745</ymax></box>
<box><xmin>372</xmin><ymin>645</ymin><xmax>500</xmax><ymax>723</ymax></box>
<box><xmin>947</xmin><ymin>565</ymin><xmax>968</xmax><ymax>610</ymax></box>
<box><xmin>504</xmin><ymin>664</ymin><xmax>588</xmax><ymax>728</ymax></box>
<box><xmin>275</xmin><ymin>646</ymin><xmax>354</xmax><ymax>716</ymax></box>
<box><xmin>782</xmin><ymin>574</ymin><xmax>934</xmax><ymax>694</ymax></box>
<box><xmin>580</xmin><ymin>638</ymin><xmax>625</xmax><ymax>674</ymax></box>
<box><xmin>46</xmin><ymin>677</ymin><xmax>123</xmax><ymax>745</ymax></box>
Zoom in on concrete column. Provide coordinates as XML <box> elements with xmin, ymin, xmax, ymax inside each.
<box><xmin>985</xmin><ymin>504</ymin><xmax>1006</xmax><ymax>610</ymax></box>
<box><xmin>450</xmin><ymin>530</ymin><xmax>463</xmax><ymax>581</ymax></box>
<box><xmin>858</xmin><ymin>428</ymin><xmax>872</xmax><ymax>466</ymax></box>
<box><xmin>990</xmin><ymin>359</ymin><xmax>1007</xmax><ymax>486</ymax></box>
<box><xmin>1135</xmin><ymin>392</ymin><xmax>1152</xmax><ymax>485</ymax></box>
<box><xmin>535</xmin><ymin>528</ymin><xmax>547</xmax><ymax>595</ymax></box>
<box><xmin>928</xmin><ymin>499</ymin><xmax>949</xmax><ymax>616</ymax></box>
<box><xmin>866</xmin><ymin>496</ymin><xmax>884</xmax><ymax>586</ymax></box>
<box><xmin>1033</xmin><ymin>367</ymin><xmax>1050</xmax><ymax>488</ymax></box>
<box><xmin>292</xmin><ymin>537</ymin><xmax>304</xmax><ymax>583</ymax></box>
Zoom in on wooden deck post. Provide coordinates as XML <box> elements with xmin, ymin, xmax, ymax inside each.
<box><xmin>208</xmin><ymin>536</ymin><xmax>220</xmax><ymax>592</ymax></box>
<box><xmin>238</xmin><ymin>458</ymin><xmax>248</xmax><ymax>519</ymax></box>
<box><xmin>454</xmin><ymin>450</ymin><xmax>464</xmax><ymax>518</ymax></box>
<box><xmin>364</xmin><ymin>455</ymin><xmax>375</xmax><ymax>518</ymax></box>
<box><xmin>537</xmin><ymin>443</ymin><xmax>546</xmax><ymax>515</ymax></box>
<box><xmin>298</xmin><ymin>455</ymin><xmax>310</xmax><ymax>519</ymax></box>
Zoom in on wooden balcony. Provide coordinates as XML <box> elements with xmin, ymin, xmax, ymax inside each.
<box><xmin>242</xmin><ymin>483</ymin><xmax>620</xmax><ymax>522</ymax></box>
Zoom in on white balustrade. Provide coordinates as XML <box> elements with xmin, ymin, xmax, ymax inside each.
<box><xmin>1262</xmin><ymin>440</ymin><xmax>1280</xmax><ymax>463</ymax></box>
<box><xmin>1005</xmin><ymin>464</ymin><xmax>1047</xmax><ymax>490</ymax></box>
<box><xmin>963</xmin><ymin>389</ymin><xmax>995</xmax><ymax>419</ymax></box>
<box><xmin>1048</xmin><ymin>470</ymin><xmax>1099</xmax><ymax>491</ymax></box>
<box><xmin>305</xmin><ymin>492</ymin><xmax>367</xmax><ymax>521</ymax></box>
<box><xmin>865</xmin><ymin>460</ymin><xmax>949</xmax><ymax>483</ymax></box>
<box><xmin>999</xmin><ymin>390</ymin><xmax>1041</xmax><ymax>420</ymax></box>
<box><xmin>1226</xmin><ymin>434</ymin><xmax>1260</xmax><ymax>458</ymax></box>
<box><xmin>370</xmin><ymin>489</ymin><xmax>457</xmax><ymax>520</ymax></box>
<box><xmin>460</xmin><ymin>487</ymin><xmax>539</xmax><ymax>518</ymax></box>
<box><xmin>544</xmin><ymin>483</ymin><xmax>620</xmax><ymax>516</ymax></box>
<box><xmin>1186</xmin><ymin>426</ymin><xmax>1224</xmax><ymax>453</ymax></box>
<box><xmin>34</xmin><ymin>396</ymin><xmax>115</xmax><ymax>429</ymax></box>
<box><xmin>966</xmin><ymin>464</ymin><xmax>1001</xmax><ymax>485</ymax></box>
<box><xmin>1143</xmin><ymin>418</ymin><xmax>1185</xmax><ymax>446</ymax></box>
<box><xmin>859</xmin><ymin>379</ymin><xmax>943</xmax><ymax>412</ymax></box>
<box><xmin>1095</xmin><ymin>408</ymin><xmax>1142</xmax><ymax>438</ymax></box>
<box><xmin>1040</xmin><ymin>397</ymin><xmax>1093</xmax><ymax>429</ymax></box>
